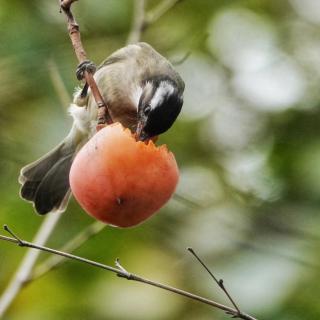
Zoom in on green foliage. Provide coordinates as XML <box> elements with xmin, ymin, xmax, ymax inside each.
<box><xmin>1</xmin><ymin>0</ymin><xmax>320</xmax><ymax>319</ymax></box>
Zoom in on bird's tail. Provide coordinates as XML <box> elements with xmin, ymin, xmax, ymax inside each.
<box><xmin>19</xmin><ymin>134</ymin><xmax>79</xmax><ymax>215</ymax></box>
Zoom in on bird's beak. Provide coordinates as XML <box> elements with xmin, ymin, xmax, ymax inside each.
<box><xmin>136</xmin><ymin>118</ymin><xmax>149</xmax><ymax>141</ymax></box>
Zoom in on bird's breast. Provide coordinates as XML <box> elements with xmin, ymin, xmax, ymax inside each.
<box><xmin>108</xmin><ymin>100</ymin><xmax>138</xmax><ymax>132</ymax></box>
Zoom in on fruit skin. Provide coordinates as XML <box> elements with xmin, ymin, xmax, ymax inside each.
<box><xmin>69</xmin><ymin>123</ymin><xmax>179</xmax><ymax>227</ymax></box>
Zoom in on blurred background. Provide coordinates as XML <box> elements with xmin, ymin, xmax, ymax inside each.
<box><xmin>1</xmin><ymin>0</ymin><xmax>320</xmax><ymax>319</ymax></box>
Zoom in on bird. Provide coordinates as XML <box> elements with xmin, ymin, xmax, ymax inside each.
<box><xmin>19</xmin><ymin>42</ymin><xmax>185</xmax><ymax>215</ymax></box>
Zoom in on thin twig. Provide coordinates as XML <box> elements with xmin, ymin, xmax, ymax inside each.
<box><xmin>0</xmin><ymin>227</ymin><xmax>257</xmax><ymax>320</ymax></box>
<box><xmin>60</xmin><ymin>0</ymin><xmax>113</xmax><ymax>126</ymax></box>
<box><xmin>188</xmin><ymin>247</ymin><xmax>241</xmax><ymax>316</ymax></box>
<box><xmin>0</xmin><ymin>213</ymin><xmax>63</xmax><ymax>318</ymax></box>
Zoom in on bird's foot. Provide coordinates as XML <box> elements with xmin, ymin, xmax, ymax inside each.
<box><xmin>80</xmin><ymin>83</ymin><xmax>89</xmax><ymax>99</ymax></box>
<box><xmin>76</xmin><ymin>60</ymin><xmax>96</xmax><ymax>81</ymax></box>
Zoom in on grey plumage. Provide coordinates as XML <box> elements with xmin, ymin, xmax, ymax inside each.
<box><xmin>19</xmin><ymin>42</ymin><xmax>184</xmax><ymax>215</ymax></box>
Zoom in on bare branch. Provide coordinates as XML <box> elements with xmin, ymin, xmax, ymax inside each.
<box><xmin>0</xmin><ymin>227</ymin><xmax>257</xmax><ymax>320</ymax></box>
<box><xmin>60</xmin><ymin>0</ymin><xmax>113</xmax><ymax>126</ymax></box>
<box><xmin>188</xmin><ymin>247</ymin><xmax>241</xmax><ymax>315</ymax></box>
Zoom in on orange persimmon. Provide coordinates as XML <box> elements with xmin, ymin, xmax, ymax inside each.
<box><xmin>69</xmin><ymin>123</ymin><xmax>179</xmax><ymax>227</ymax></box>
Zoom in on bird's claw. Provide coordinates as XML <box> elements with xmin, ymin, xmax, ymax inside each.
<box><xmin>76</xmin><ymin>60</ymin><xmax>96</xmax><ymax>81</ymax></box>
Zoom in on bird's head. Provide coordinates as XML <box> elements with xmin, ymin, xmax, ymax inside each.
<box><xmin>136</xmin><ymin>77</ymin><xmax>184</xmax><ymax>141</ymax></box>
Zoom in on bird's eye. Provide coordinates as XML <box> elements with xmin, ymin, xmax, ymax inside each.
<box><xmin>144</xmin><ymin>105</ymin><xmax>151</xmax><ymax>115</ymax></box>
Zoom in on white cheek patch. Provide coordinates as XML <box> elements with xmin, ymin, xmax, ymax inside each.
<box><xmin>131</xmin><ymin>85</ymin><xmax>143</xmax><ymax>109</ymax></box>
<box><xmin>132</xmin><ymin>82</ymin><xmax>153</xmax><ymax>109</ymax></box>
<box><xmin>150</xmin><ymin>81</ymin><xmax>175</xmax><ymax>110</ymax></box>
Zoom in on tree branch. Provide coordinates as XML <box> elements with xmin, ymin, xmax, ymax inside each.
<box><xmin>188</xmin><ymin>247</ymin><xmax>242</xmax><ymax>316</ymax></box>
<box><xmin>0</xmin><ymin>227</ymin><xmax>257</xmax><ymax>320</ymax></box>
<box><xmin>60</xmin><ymin>0</ymin><xmax>113</xmax><ymax>126</ymax></box>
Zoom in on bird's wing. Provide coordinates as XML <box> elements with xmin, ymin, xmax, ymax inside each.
<box><xmin>98</xmin><ymin>43</ymin><xmax>150</xmax><ymax>69</ymax></box>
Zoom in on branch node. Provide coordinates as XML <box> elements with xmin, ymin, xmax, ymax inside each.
<box><xmin>3</xmin><ymin>225</ymin><xmax>25</xmax><ymax>246</ymax></box>
<box><xmin>97</xmin><ymin>102</ymin><xmax>106</xmax><ymax>108</ymax></box>
<box><xmin>115</xmin><ymin>258</ymin><xmax>134</xmax><ymax>280</ymax></box>
<box><xmin>226</xmin><ymin>311</ymin><xmax>241</xmax><ymax>319</ymax></box>
<box><xmin>187</xmin><ymin>247</ymin><xmax>194</xmax><ymax>254</ymax></box>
